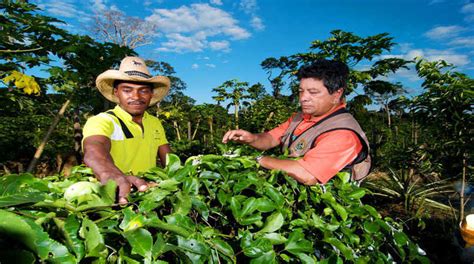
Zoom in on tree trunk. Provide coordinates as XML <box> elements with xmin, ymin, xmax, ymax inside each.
<box><xmin>173</xmin><ymin>120</ymin><xmax>181</xmax><ymax>141</ymax></box>
<box><xmin>27</xmin><ymin>99</ymin><xmax>71</xmax><ymax>173</ymax></box>
<box><xmin>208</xmin><ymin>117</ymin><xmax>214</xmax><ymax>143</ymax></box>
<box><xmin>191</xmin><ymin>118</ymin><xmax>201</xmax><ymax>140</ymax></box>
<box><xmin>73</xmin><ymin>107</ymin><xmax>83</xmax><ymax>164</ymax></box>
<box><xmin>234</xmin><ymin>103</ymin><xmax>239</xmax><ymax>129</ymax></box>
<box><xmin>261</xmin><ymin>112</ymin><xmax>274</xmax><ymax>133</ymax></box>
<box><xmin>187</xmin><ymin>121</ymin><xmax>191</xmax><ymax>140</ymax></box>
<box><xmin>385</xmin><ymin>104</ymin><xmax>391</xmax><ymax>128</ymax></box>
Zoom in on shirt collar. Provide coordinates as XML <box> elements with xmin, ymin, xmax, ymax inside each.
<box><xmin>113</xmin><ymin>105</ymin><xmax>149</xmax><ymax>122</ymax></box>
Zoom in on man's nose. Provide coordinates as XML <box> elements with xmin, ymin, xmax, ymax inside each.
<box><xmin>130</xmin><ymin>90</ymin><xmax>140</xmax><ymax>99</ymax></box>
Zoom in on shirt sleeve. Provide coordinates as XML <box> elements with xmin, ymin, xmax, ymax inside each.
<box><xmin>296</xmin><ymin>130</ymin><xmax>363</xmax><ymax>184</ymax></box>
<box><xmin>82</xmin><ymin>115</ymin><xmax>114</xmax><ymax>139</ymax></box>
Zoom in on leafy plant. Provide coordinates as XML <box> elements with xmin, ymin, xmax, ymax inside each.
<box><xmin>0</xmin><ymin>153</ymin><xmax>428</xmax><ymax>263</ymax></box>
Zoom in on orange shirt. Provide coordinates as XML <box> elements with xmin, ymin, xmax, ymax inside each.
<box><xmin>267</xmin><ymin>104</ymin><xmax>363</xmax><ymax>184</ymax></box>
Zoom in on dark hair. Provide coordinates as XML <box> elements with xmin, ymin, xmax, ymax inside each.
<box><xmin>296</xmin><ymin>59</ymin><xmax>349</xmax><ymax>94</ymax></box>
<box><xmin>113</xmin><ymin>80</ymin><xmax>153</xmax><ymax>90</ymax></box>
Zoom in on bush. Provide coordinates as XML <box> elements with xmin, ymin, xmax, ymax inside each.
<box><xmin>0</xmin><ymin>154</ymin><xmax>429</xmax><ymax>263</ymax></box>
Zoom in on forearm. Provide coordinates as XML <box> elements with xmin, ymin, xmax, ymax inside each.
<box><xmin>248</xmin><ymin>133</ymin><xmax>279</xmax><ymax>150</ymax></box>
<box><xmin>258</xmin><ymin>156</ymin><xmax>318</xmax><ymax>185</ymax></box>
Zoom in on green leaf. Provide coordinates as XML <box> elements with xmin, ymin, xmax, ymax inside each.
<box><xmin>323</xmin><ymin>237</ymin><xmax>353</xmax><ymax>260</ymax></box>
<box><xmin>199</xmin><ymin>170</ymin><xmax>221</xmax><ymax>179</ymax></box>
<box><xmin>173</xmin><ymin>192</ymin><xmax>192</xmax><ymax>215</ymax></box>
<box><xmin>264</xmin><ymin>186</ymin><xmax>284</xmax><ymax>207</ymax></box>
<box><xmin>284</xmin><ymin>229</ymin><xmax>313</xmax><ymax>255</ymax></box>
<box><xmin>261</xmin><ymin>233</ymin><xmax>287</xmax><ymax>245</ymax></box>
<box><xmin>250</xmin><ymin>250</ymin><xmax>277</xmax><ymax>264</ymax></box>
<box><xmin>363</xmin><ymin>221</ymin><xmax>380</xmax><ymax>233</ymax></box>
<box><xmin>337</xmin><ymin>172</ymin><xmax>351</xmax><ymax>183</ymax></box>
<box><xmin>331</xmin><ymin>202</ymin><xmax>348</xmax><ymax>221</ymax></box>
<box><xmin>61</xmin><ymin>215</ymin><xmax>85</xmax><ymax>261</ymax></box>
<box><xmin>210</xmin><ymin>238</ymin><xmax>235</xmax><ymax>259</ymax></box>
<box><xmin>0</xmin><ymin>209</ymin><xmax>76</xmax><ymax>263</ymax></box>
<box><xmin>0</xmin><ymin>191</ymin><xmax>46</xmax><ymax>207</ymax></box>
<box><xmin>240</xmin><ymin>197</ymin><xmax>258</xmax><ymax>217</ymax></box>
<box><xmin>393</xmin><ymin>231</ymin><xmax>409</xmax><ymax>247</ymax></box>
<box><xmin>295</xmin><ymin>252</ymin><xmax>317</xmax><ymax>264</ymax></box>
<box><xmin>158</xmin><ymin>179</ymin><xmax>180</xmax><ymax>191</ymax></box>
<box><xmin>255</xmin><ymin>197</ymin><xmax>276</xmax><ymax>212</ymax></box>
<box><xmin>177</xmin><ymin>236</ymin><xmax>211</xmax><ymax>256</ymax></box>
<box><xmin>123</xmin><ymin>228</ymin><xmax>153</xmax><ymax>258</ymax></box>
<box><xmin>257</xmin><ymin>212</ymin><xmax>284</xmax><ymax>234</ymax></box>
<box><xmin>166</xmin><ymin>153</ymin><xmax>182</xmax><ymax>173</ymax></box>
<box><xmin>79</xmin><ymin>217</ymin><xmax>107</xmax><ymax>258</ymax></box>
<box><xmin>347</xmin><ymin>189</ymin><xmax>366</xmax><ymax>200</ymax></box>
<box><xmin>230</xmin><ymin>196</ymin><xmax>242</xmax><ymax>218</ymax></box>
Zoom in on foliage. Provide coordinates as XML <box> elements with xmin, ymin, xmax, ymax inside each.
<box><xmin>260</xmin><ymin>30</ymin><xmax>410</xmax><ymax>100</ymax></box>
<box><xmin>364</xmin><ymin>168</ymin><xmax>454</xmax><ymax>220</ymax></box>
<box><xmin>411</xmin><ymin>59</ymin><xmax>473</xmax><ymax>179</ymax></box>
<box><xmin>1</xmin><ymin>71</ymin><xmax>41</xmax><ymax>95</ymax></box>
<box><xmin>0</xmin><ymin>154</ymin><xmax>429</xmax><ymax>263</ymax></box>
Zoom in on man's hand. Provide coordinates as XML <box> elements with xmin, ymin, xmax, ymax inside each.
<box><xmin>100</xmin><ymin>174</ymin><xmax>153</xmax><ymax>204</ymax></box>
<box><xmin>222</xmin><ymin>129</ymin><xmax>256</xmax><ymax>144</ymax></box>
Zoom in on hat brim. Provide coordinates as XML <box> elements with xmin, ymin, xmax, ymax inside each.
<box><xmin>96</xmin><ymin>70</ymin><xmax>170</xmax><ymax>106</ymax></box>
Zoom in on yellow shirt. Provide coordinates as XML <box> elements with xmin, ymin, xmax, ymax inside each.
<box><xmin>82</xmin><ymin>105</ymin><xmax>168</xmax><ymax>175</ymax></box>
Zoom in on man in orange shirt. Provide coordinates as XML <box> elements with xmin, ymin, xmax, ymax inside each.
<box><xmin>222</xmin><ymin>59</ymin><xmax>371</xmax><ymax>185</ymax></box>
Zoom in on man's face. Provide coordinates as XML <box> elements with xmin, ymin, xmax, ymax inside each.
<box><xmin>299</xmin><ymin>78</ymin><xmax>343</xmax><ymax>117</ymax></box>
<box><xmin>114</xmin><ymin>82</ymin><xmax>153</xmax><ymax>117</ymax></box>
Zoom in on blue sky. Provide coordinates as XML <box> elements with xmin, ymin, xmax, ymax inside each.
<box><xmin>32</xmin><ymin>0</ymin><xmax>474</xmax><ymax>104</ymax></box>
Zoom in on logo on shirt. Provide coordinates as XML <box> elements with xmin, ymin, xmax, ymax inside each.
<box><xmin>154</xmin><ymin>129</ymin><xmax>160</xmax><ymax>139</ymax></box>
<box><xmin>294</xmin><ymin>139</ymin><xmax>306</xmax><ymax>152</ymax></box>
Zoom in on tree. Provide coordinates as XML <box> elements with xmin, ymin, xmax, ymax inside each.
<box><xmin>261</xmin><ymin>30</ymin><xmax>410</xmax><ymax>101</ymax></box>
<box><xmin>364</xmin><ymin>80</ymin><xmax>406</xmax><ymax>128</ymax></box>
<box><xmin>411</xmin><ymin>59</ymin><xmax>473</xmax><ymax>180</ymax></box>
<box><xmin>212</xmin><ymin>79</ymin><xmax>250</xmax><ymax>129</ymax></box>
<box><xmin>91</xmin><ymin>9</ymin><xmax>157</xmax><ymax>49</ymax></box>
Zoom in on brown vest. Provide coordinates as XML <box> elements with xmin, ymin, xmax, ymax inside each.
<box><xmin>281</xmin><ymin>108</ymin><xmax>371</xmax><ymax>181</ymax></box>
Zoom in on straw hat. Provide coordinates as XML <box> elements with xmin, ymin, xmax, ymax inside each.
<box><xmin>96</xmin><ymin>56</ymin><xmax>170</xmax><ymax>106</ymax></box>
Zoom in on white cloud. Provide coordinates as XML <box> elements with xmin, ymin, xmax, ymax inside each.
<box><xmin>192</xmin><ymin>63</ymin><xmax>199</xmax><ymax>69</ymax></box>
<box><xmin>251</xmin><ymin>16</ymin><xmax>265</xmax><ymax>31</ymax></box>
<box><xmin>382</xmin><ymin>48</ymin><xmax>470</xmax><ymax>67</ymax></box>
<box><xmin>240</xmin><ymin>0</ymin><xmax>258</xmax><ymax>14</ymax></box>
<box><xmin>205</xmin><ymin>63</ymin><xmax>216</xmax><ymax>68</ymax></box>
<box><xmin>210</xmin><ymin>0</ymin><xmax>223</xmax><ymax>6</ymax></box>
<box><xmin>461</xmin><ymin>3</ymin><xmax>474</xmax><ymax>22</ymax></box>
<box><xmin>157</xmin><ymin>33</ymin><xmax>207</xmax><ymax>53</ymax></box>
<box><xmin>147</xmin><ymin>3</ymin><xmax>250</xmax><ymax>53</ymax></box>
<box><xmin>91</xmin><ymin>0</ymin><xmax>107</xmax><ymax>11</ymax></box>
<box><xmin>209</xmin><ymin>40</ymin><xmax>230</xmax><ymax>51</ymax></box>
<box><xmin>239</xmin><ymin>0</ymin><xmax>265</xmax><ymax>32</ymax></box>
<box><xmin>448</xmin><ymin>37</ymin><xmax>474</xmax><ymax>47</ymax></box>
<box><xmin>424</xmin><ymin>25</ymin><xmax>466</xmax><ymax>40</ymax></box>
<box><xmin>461</xmin><ymin>3</ymin><xmax>474</xmax><ymax>13</ymax></box>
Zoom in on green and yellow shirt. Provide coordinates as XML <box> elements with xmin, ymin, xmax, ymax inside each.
<box><xmin>82</xmin><ymin>105</ymin><xmax>168</xmax><ymax>175</ymax></box>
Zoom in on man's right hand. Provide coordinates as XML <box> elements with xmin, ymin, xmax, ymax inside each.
<box><xmin>222</xmin><ymin>129</ymin><xmax>256</xmax><ymax>144</ymax></box>
<box><xmin>100</xmin><ymin>174</ymin><xmax>151</xmax><ymax>205</ymax></box>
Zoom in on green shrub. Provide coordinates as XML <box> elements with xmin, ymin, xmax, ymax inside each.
<box><xmin>0</xmin><ymin>154</ymin><xmax>429</xmax><ymax>263</ymax></box>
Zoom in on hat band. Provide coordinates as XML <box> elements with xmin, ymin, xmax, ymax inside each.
<box><xmin>124</xmin><ymin>70</ymin><xmax>152</xmax><ymax>79</ymax></box>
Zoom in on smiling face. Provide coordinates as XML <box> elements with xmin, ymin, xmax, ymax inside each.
<box><xmin>114</xmin><ymin>82</ymin><xmax>153</xmax><ymax>118</ymax></box>
<box><xmin>298</xmin><ymin>78</ymin><xmax>343</xmax><ymax>117</ymax></box>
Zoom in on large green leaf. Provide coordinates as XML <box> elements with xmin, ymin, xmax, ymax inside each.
<box><xmin>79</xmin><ymin>217</ymin><xmax>107</xmax><ymax>258</ymax></box>
<box><xmin>54</xmin><ymin>215</ymin><xmax>85</xmax><ymax>261</ymax></box>
<box><xmin>123</xmin><ymin>228</ymin><xmax>153</xmax><ymax>259</ymax></box>
<box><xmin>284</xmin><ymin>229</ymin><xmax>313</xmax><ymax>255</ymax></box>
<box><xmin>0</xmin><ymin>191</ymin><xmax>46</xmax><ymax>207</ymax></box>
<box><xmin>0</xmin><ymin>209</ymin><xmax>76</xmax><ymax>263</ymax></box>
<box><xmin>257</xmin><ymin>212</ymin><xmax>284</xmax><ymax>234</ymax></box>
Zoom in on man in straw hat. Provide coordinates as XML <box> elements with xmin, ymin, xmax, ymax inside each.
<box><xmin>83</xmin><ymin>56</ymin><xmax>171</xmax><ymax>204</ymax></box>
